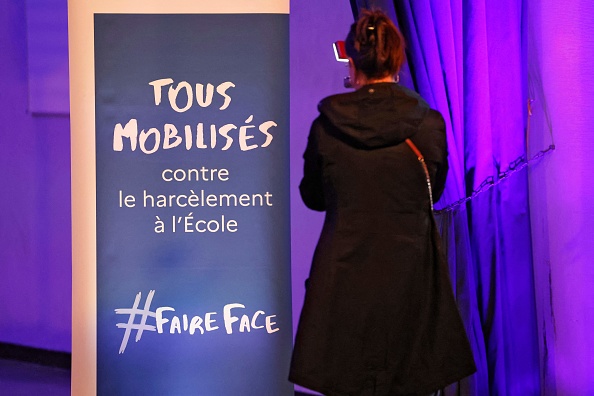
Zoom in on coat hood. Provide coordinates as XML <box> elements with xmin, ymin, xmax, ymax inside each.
<box><xmin>318</xmin><ymin>83</ymin><xmax>430</xmax><ymax>149</ymax></box>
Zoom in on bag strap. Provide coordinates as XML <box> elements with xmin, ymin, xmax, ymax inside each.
<box><xmin>405</xmin><ymin>138</ymin><xmax>434</xmax><ymax>211</ymax></box>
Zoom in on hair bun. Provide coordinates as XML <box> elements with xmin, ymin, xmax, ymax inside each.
<box><xmin>345</xmin><ymin>8</ymin><xmax>406</xmax><ymax>79</ymax></box>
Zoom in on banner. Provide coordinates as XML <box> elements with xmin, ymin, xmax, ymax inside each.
<box><xmin>70</xmin><ymin>2</ymin><xmax>291</xmax><ymax>395</ymax></box>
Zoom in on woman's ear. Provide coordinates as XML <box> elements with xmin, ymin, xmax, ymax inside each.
<box><xmin>347</xmin><ymin>58</ymin><xmax>360</xmax><ymax>89</ymax></box>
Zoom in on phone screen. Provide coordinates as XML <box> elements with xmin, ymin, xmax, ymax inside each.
<box><xmin>333</xmin><ymin>41</ymin><xmax>349</xmax><ymax>62</ymax></box>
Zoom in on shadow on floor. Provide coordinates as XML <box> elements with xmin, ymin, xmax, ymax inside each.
<box><xmin>0</xmin><ymin>358</ymin><xmax>316</xmax><ymax>395</ymax></box>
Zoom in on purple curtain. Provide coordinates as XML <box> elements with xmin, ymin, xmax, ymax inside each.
<box><xmin>527</xmin><ymin>1</ymin><xmax>594</xmax><ymax>393</ymax></box>
<box><xmin>350</xmin><ymin>0</ymin><xmax>542</xmax><ymax>394</ymax></box>
<box><xmin>395</xmin><ymin>0</ymin><xmax>541</xmax><ymax>394</ymax></box>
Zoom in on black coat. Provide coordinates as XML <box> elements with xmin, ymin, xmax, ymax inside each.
<box><xmin>289</xmin><ymin>83</ymin><xmax>475</xmax><ymax>395</ymax></box>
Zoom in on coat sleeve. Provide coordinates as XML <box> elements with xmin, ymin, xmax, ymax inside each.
<box><xmin>418</xmin><ymin>110</ymin><xmax>449</xmax><ymax>203</ymax></box>
<box><xmin>299</xmin><ymin>118</ymin><xmax>326</xmax><ymax>211</ymax></box>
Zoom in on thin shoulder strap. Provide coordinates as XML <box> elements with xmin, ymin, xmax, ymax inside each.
<box><xmin>405</xmin><ymin>138</ymin><xmax>434</xmax><ymax>211</ymax></box>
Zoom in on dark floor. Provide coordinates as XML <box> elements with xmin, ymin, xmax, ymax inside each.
<box><xmin>0</xmin><ymin>359</ymin><xmax>70</xmax><ymax>396</ymax></box>
<box><xmin>0</xmin><ymin>358</ymin><xmax>313</xmax><ymax>395</ymax></box>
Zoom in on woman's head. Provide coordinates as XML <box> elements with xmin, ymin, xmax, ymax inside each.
<box><xmin>345</xmin><ymin>9</ymin><xmax>405</xmax><ymax>80</ymax></box>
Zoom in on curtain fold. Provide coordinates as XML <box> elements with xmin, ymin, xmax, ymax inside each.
<box><xmin>435</xmin><ymin>209</ymin><xmax>489</xmax><ymax>395</ymax></box>
<box><xmin>389</xmin><ymin>0</ymin><xmax>541</xmax><ymax>394</ymax></box>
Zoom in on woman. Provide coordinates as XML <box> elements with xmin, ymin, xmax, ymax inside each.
<box><xmin>289</xmin><ymin>9</ymin><xmax>476</xmax><ymax>396</ymax></box>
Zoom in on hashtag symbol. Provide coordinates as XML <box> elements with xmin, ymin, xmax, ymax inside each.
<box><xmin>115</xmin><ymin>290</ymin><xmax>157</xmax><ymax>354</ymax></box>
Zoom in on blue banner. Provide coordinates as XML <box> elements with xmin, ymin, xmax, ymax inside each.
<box><xmin>94</xmin><ymin>14</ymin><xmax>291</xmax><ymax>395</ymax></box>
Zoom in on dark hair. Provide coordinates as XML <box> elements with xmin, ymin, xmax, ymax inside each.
<box><xmin>345</xmin><ymin>9</ymin><xmax>405</xmax><ymax>79</ymax></box>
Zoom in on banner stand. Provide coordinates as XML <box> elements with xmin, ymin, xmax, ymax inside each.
<box><xmin>70</xmin><ymin>2</ymin><xmax>292</xmax><ymax>395</ymax></box>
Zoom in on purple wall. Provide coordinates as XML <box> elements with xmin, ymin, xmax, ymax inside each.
<box><xmin>289</xmin><ymin>1</ymin><xmax>352</xmax><ymax>337</ymax></box>
<box><xmin>289</xmin><ymin>1</ymin><xmax>353</xmax><ymax>393</ymax></box>
<box><xmin>291</xmin><ymin>0</ymin><xmax>353</xmax><ymax>334</ymax></box>
<box><xmin>0</xmin><ymin>1</ymin><xmax>71</xmax><ymax>352</ymax></box>
<box><xmin>528</xmin><ymin>1</ymin><xmax>594</xmax><ymax>394</ymax></box>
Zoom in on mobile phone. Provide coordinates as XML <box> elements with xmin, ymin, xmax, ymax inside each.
<box><xmin>333</xmin><ymin>41</ymin><xmax>349</xmax><ymax>63</ymax></box>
